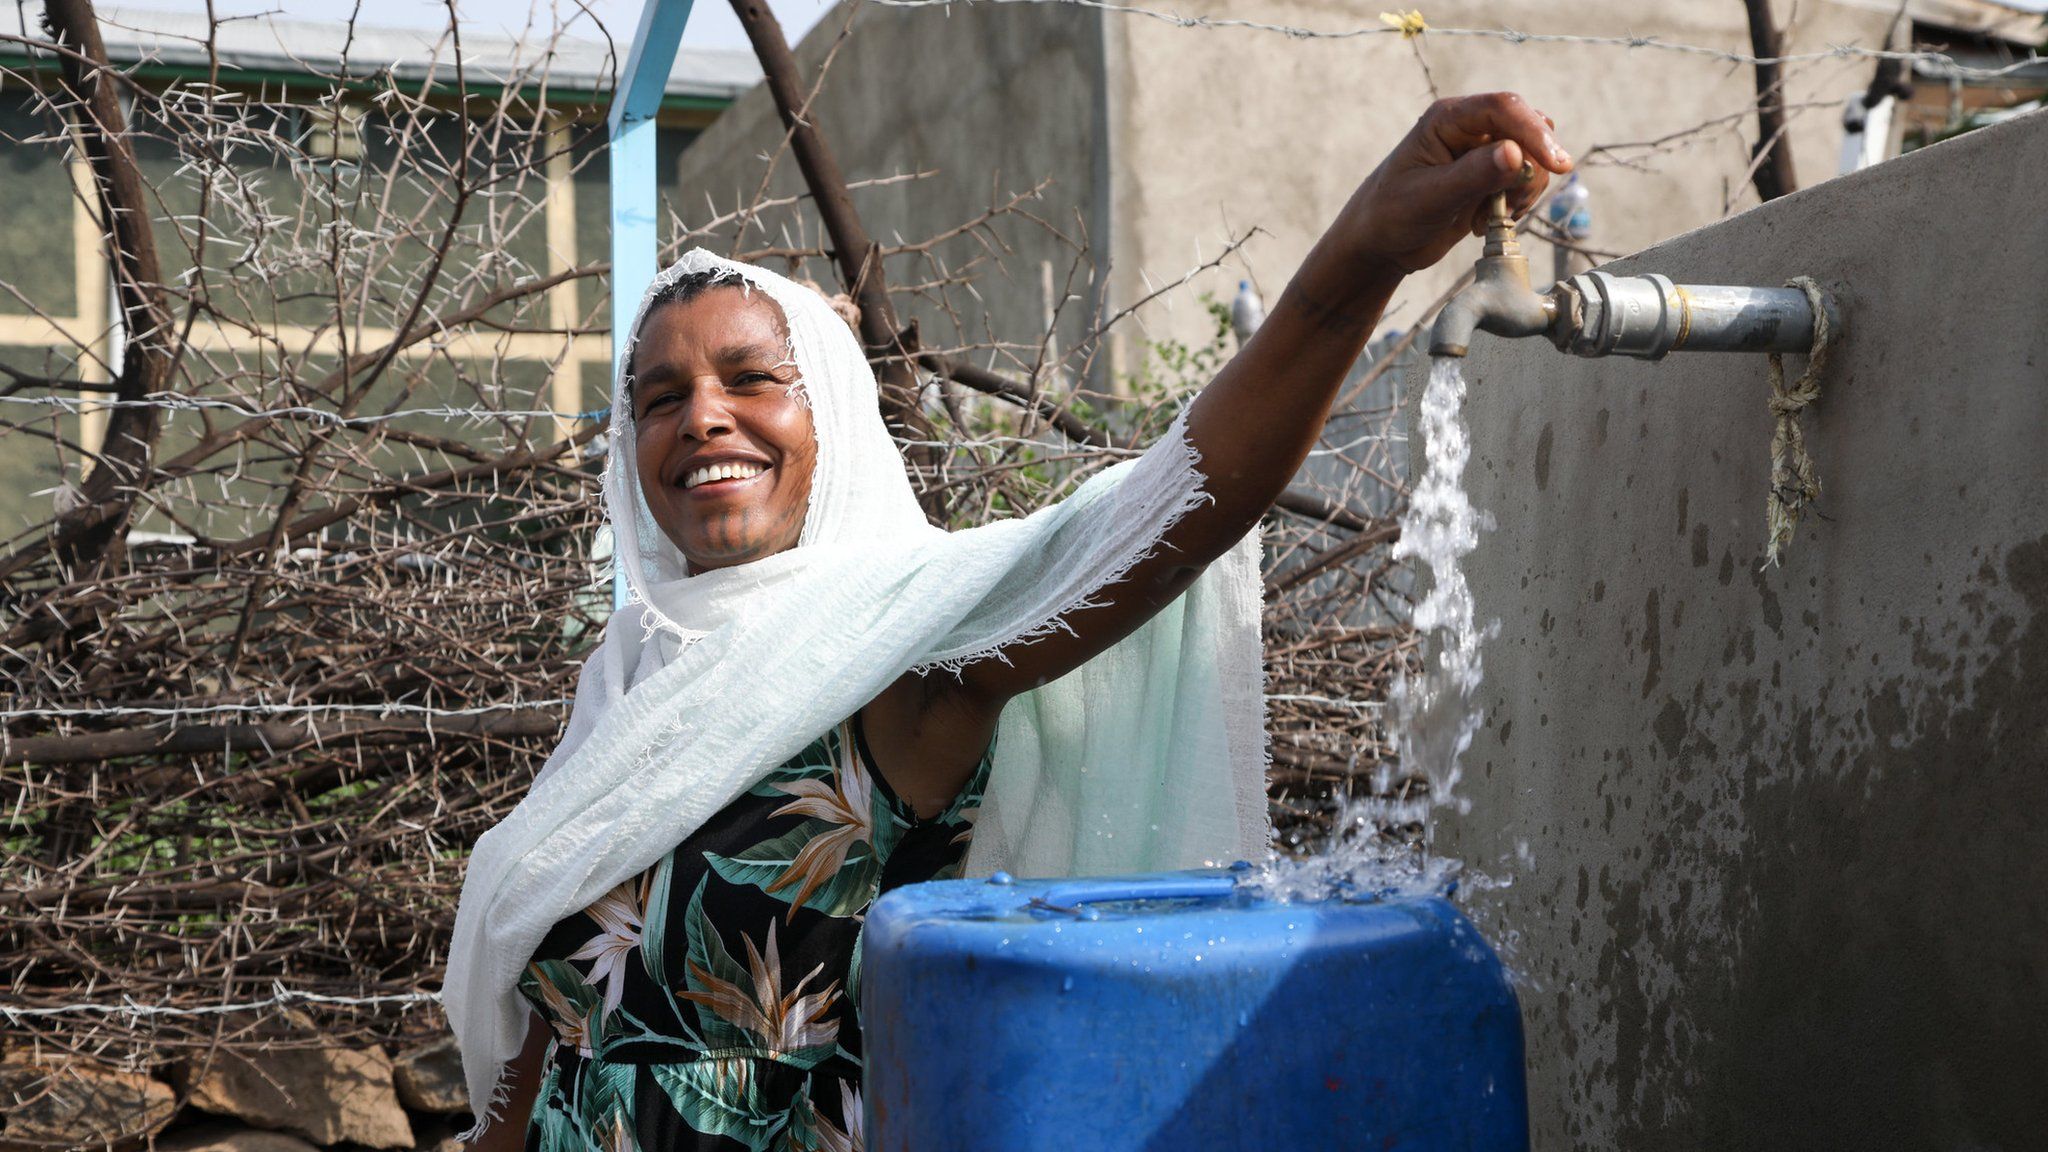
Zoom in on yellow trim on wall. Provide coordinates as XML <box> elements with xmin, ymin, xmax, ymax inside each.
<box><xmin>69</xmin><ymin>137</ymin><xmax>110</xmax><ymax>468</ymax></box>
<box><xmin>544</xmin><ymin>112</ymin><xmax>587</xmax><ymax>451</ymax></box>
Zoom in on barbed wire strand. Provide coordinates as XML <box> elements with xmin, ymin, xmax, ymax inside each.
<box><xmin>0</xmin><ymin>987</ymin><xmax>443</xmax><ymax>1022</ymax></box>
<box><xmin>864</xmin><ymin>0</ymin><xmax>2047</xmax><ymax>82</ymax></box>
<box><xmin>2</xmin><ymin>692</ymin><xmax>1366</xmax><ymax>722</ymax></box>
<box><xmin>0</xmin><ymin>699</ymin><xmax>573</xmax><ymax>722</ymax></box>
<box><xmin>0</xmin><ymin>393</ymin><xmax>613</xmax><ymax>425</ymax></box>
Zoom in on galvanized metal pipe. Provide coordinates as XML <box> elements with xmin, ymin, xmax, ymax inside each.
<box><xmin>1550</xmin><ymin>270</ymin><xmax>1837</xmax><ymax>360</ymax></box>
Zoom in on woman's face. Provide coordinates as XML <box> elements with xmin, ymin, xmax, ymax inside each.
<box><xmin>631</xmin><ymin>286</ymin><xmax>817</xmax><ymax>574</ymax></box>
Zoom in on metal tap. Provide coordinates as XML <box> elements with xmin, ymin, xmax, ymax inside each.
<box><xmin>1426</xmin><ymin>192</ymin><xmax>1841</xmax><ymax>360</ymax></box>
<box><xmin>1427</xmin><ymin>192</ymin><xmax>1557</xmax><ymax>359</ymax></box>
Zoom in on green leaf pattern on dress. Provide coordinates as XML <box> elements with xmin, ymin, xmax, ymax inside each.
<box><xmin>703</xmin><ymin>724</ymin><xmax>907</xmax><ymax>919</ymax></box>
<box><xmin>517</xmin><ymin>718</ymin><xmax>988</xmax><ymax>1152</ymax></box>
<box><xmin>650</xmin><ymin>1059</ymin><xmax>785</xmax><ymax>1152</ymax></box>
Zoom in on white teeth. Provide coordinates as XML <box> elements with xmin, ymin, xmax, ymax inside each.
<box><xmin>682</xmin><ymin>461</ymin><xmax>767</xmax><ymax>490</ymax></box>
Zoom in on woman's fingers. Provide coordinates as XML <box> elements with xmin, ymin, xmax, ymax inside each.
<box><xmin>1427</xmin><ymin>136</ymin><xmax>1548</xmax><ymax>232</ymax></box>
<box><xmin>1429</xmin><ymin>92</ymin><xmax>1573</xmax><ymax>176</ymax></box>
<box><xmin>1419</xmin><ymin>95</ymin><xmax>1558</xmax><ymax>231</ymax></box>
<box><xmin>1508</xmin><ymin>157</ymin><xmax>1553</xmax><ymax>220</ymax></box>
<box><xmin>1341</xmin><ymin>91</ymin><xmax>1570</xmax><ymax>273</ymax></box>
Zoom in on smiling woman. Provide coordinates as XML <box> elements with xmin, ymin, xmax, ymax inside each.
<box><xmin>448</xmin><ymin>91</ymin><xmax>1574</xmax><ymax>1152</ymax></box>
<box><xmin>626</xmin><ymin>275</ymin><xmax>818</xmax><ymax>574</ymax></box>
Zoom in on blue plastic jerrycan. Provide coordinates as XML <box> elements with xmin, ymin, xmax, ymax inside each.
<box><xmin>862</xmin><ymin>868</ymin><xmax>1528</xmax><ymax>1151</ymax></box>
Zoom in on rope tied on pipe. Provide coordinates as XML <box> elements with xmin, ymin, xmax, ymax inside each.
<box><xmin>1763</xmin><ymin>276</ymin><xmax>1834</xmax><ymax>567</ymax></box>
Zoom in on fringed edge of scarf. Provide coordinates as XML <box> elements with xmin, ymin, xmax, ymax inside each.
<box><xmin>454</xmin><ymin>1056</ymin><xmax>516</xmax><ymax>1143</ymax></box>
<box><xmin>910</xmin><ymin>409</ymin><xmax>1216</xmax><ymax>678</ymax></box>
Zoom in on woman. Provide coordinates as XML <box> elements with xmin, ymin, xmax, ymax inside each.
<box><xmin>453</xmin><ymin>94</ymin><xmax>1570</xmax><ymax>1151</ymax></box>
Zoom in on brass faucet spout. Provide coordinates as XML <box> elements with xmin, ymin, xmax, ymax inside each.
<box><xmin>1429</xmin><ymin>193</ymin><xmax>1557</xmax><ymax>358</ymax></box>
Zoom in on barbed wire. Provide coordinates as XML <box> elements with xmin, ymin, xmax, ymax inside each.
<box><xmin>0</xmin><ymin>986</ymin><xmax>443</xmax><ymax>1022</ymax></box>
<box><xmin>0</xmin><ymin>698</ymin><xmax>573</xmax><ymax>722</ymax></box>
<box><xmin>865</xmin><ymin>0</ymin><xmax>2047</xmax><ymax>81</ymax></box>
<box><xmin>0</xmin><ymin>693</ymin><xmax>1365</xmax><ymax>722</ymax></box>
<box><xmin>1265</xmin><ymin>692</ymin><xmax>1384</xmax><ymax>712</ymax></box>
<box><xmin>4</xmin><ymin>397</ymin><xmax>1402</xmax><ymax>460</ymax></box>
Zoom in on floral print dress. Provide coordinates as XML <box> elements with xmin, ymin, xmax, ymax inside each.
<box><xmin>517</xmin><ymin>712</ymin><xmax>990</xmax><ymax>1152</ymax></box>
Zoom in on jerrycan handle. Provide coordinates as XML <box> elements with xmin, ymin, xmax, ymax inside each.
<box><xmin>1030</xmin><ymin>874</ymin><xmax>1238</xmax><ymax>916</ymax></box>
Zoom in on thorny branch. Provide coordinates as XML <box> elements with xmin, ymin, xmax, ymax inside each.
<box><xmin>0</xmin><ymin>0</ymin><xmax>635</xmax><ymax>1063</ymax></box>
<box><xmin>38</xmin><ymin>0</ymin><xmax>172</xmax><ymax>593</ymax></box>
<box><xmin>727</xmin><ymin>0</ymin><xmax>936</xmax><ymax>450</ymax></box>
<box><xmin>1742</xmin><ymin>0</ymin><xmax>1802</xmax><ymax>202</ymax></box>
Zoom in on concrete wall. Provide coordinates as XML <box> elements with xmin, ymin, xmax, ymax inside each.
<box><xmin>678</xmin><ymin>0</ymin><xmax>1928</xmax><ymax>387</ymax></box>
<box><xmin>1105</xmin><ymin>0</ymin><xmax>1899</xmax><ymax>359</ymax></box>
<box><xmin>672</xmin><ymin>0</ymin><xmax>1110</xmax><ymax>372</ymax></box>
<box><xmin>1439</xmin><ymin>107</ymin><xmax>2048</xmax><ymax>1149</ymax></box>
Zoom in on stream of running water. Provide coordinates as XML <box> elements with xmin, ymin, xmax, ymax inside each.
<box><xmin>1256</xmin><ymin>355</ymin><xmax>1496</xmax><ymax>901</ymax></box>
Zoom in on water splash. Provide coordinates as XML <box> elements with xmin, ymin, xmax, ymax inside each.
<box><xmin>1254</xmin><ymin>356</ymin><xmax>1497</xmax><ymax>902</ymax></box>
<box><xmin>1385</xmin><ymin>355</ymin><xmax>1496</xmax><ymax>830</ymax></box>
<box><xmin>1252</xmin><ymin>819</ymin><xmax>1464</xmax><ymax>904</ymax></box>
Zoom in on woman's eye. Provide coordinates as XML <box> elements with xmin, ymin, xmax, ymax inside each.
<box><xmin>641</xmin><ymin>393</ymin><xmax>679</xmax><ymax>415</ymax></box>
<box><xmin>733</xmin><ymin>372</ymin><xmax>775</xmax><ymax>389</ymax></box>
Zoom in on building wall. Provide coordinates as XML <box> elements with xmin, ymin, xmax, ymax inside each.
<box><xmin>1438</xmin><ymin>106</ymin><xmax>2048</xmax><ymax>1148</ymax></box>
<box><xmin>1104</xmin><ymin>0</ymin><xmax>1903</xmax><ymax>360</ymax></box>
<box><xmin>670</xmin><ymin>0</ymin><xmax>1110</xmax><ymax>380</ymax></box>
<box><xmin>668</xmin><ymin>1</ymin><xmax>1969</xmax><ymax>396</ymax></box>
<box><xmin>0</xmin><ymin>84</ymin><xmax>707</xmax><ymax>535</ymax></box>
<box><xmin>0</xmin><ymin>96</ymin><xmax>85</xmax><ymax>530</ymax></box>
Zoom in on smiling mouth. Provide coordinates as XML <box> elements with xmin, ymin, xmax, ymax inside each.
<box><xmin>680</xmin><ymin>460</ymin><xmax>769</xmax><ymax>491</ymax></box>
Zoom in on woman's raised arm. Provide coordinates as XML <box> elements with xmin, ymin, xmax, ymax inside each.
<box><xmin>955</xmin><ymin>93</ymin><xmax>1572</xmax><ymax>707</ymax></box>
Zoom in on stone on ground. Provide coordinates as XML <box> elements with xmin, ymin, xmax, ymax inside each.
<box><xmin>0</xmin><ymin>1056</ymin><xmax>177</xmax><ymax>1151</ymax></box>
<box><xmin>392</xmin><ymin>1036</ymin><xmax>468</xmax><ymax>1114</ymax></box>
<box><xmin>181</xmin><ymin>1046</ymin><xmax>413</xmax><ymax>1149</ymax></box>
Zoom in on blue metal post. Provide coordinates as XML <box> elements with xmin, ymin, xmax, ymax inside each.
<box><xmin>608</xmin><ymin>0</ymin><xmax>696</xmax><ymax>608</ymax></box>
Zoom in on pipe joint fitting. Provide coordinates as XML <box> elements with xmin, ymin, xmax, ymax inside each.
<box><xmin>1551</xmin><ymin>271</ymin><xmax>1684</xmax><ymax>359</ymax></box>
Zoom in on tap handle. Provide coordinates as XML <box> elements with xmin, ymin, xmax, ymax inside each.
<box><xmin>1482</xmin><ymin>192</ymin><xmax>1520</xmax><ymax>258</ymax></box>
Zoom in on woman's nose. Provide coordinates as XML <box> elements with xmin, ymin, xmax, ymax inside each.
<box><xmin>679</xmin><ymin>383</ymin><xmax>736</xmax><ymax>441</ymax></box>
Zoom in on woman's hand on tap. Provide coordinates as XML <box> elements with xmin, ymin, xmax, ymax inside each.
<box><xmin>1337</xmin><ymin>92</ymin><xmax>1574</xmax><ymax>279</ymax></box>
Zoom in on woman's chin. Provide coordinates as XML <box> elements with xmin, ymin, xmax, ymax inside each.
<box><xmin>682</xmin><ymin>535</ymin><xmax>794</xmax><ymax>573</ymax></box>
<box><xmin>652</xmin><ymin>485</ymin><xmax>808</xmax><ymax>574</ymax></box>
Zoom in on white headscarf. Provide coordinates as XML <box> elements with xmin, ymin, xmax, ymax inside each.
<box><xmin>446</xmin><ymin>249</ymin><xmax>1269</xmax><ymax>1136</ymax></box>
